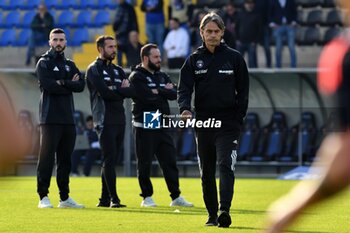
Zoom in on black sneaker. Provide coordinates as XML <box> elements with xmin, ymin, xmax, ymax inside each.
<box><xmin>205</xmin><ymin>215</ymin><xmax>218</xmax><ymax>226</ymax></box>
<box><xmin>217</xmin><ymin>210</ymin><xmax>231</xmax><ymax>228</ymax></box>
<box><xmin>96</xmin><ymin>199</ymin><xmax>110</xmax><ymax>207</ymax></box>
<box><xmin>110</xmin><ymin>201</ymin><xmax>127</xmax><ymax>208</ymax></box>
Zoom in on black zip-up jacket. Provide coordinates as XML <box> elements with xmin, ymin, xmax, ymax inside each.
<box><xmin>178</xmin><ymin>42</ymin><xmax>249</xmax><ymax>126</ymax></box>
<box><xmin>36</xmin><ymin>49</ymin><xmax>85</xmax><ymax>125</ymax></box>
<box><xmin>86</xmin><ymin>58</ymin><xmax>135</xmax><ymax>128</ymax></box>
<box><xmin>129</xmin><ymin>65</ymin><xmax>176</xmax><ymax>125</ymax></box>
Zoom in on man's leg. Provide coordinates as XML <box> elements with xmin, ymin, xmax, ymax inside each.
<box><xmin>273</xmin><ymin>27</ymin><xmax>283</xmax><ymax>68</ymax></box>
<box><xmin>134</xmin><ymin>127</ymin><xmax>156</xmax><ymax>199</ymax></box>
<box><xmin>196</xmin><ymin>130</ymin><xmax>218</xmax><ymax>218</ymax></box>
<box><xmin>37</xmin><ymin>125</ymin><xmax>60</xmax><ymax>199</ymax></box>
<box><xmin>56</xmin><ymin>125</ymin><xmax>76</xmax><ymax>201</ymax></box>
<box><xmin>99</xmin><ymin>126</ymin><xmax>119</xmax><ymax>202</ymax></box>
<box><xmin>156</xmin><ymin>130</ymin><xmax>180</xmax><ymax>200</ymax></box>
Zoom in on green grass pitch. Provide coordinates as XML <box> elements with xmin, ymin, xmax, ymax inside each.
<box><xmin>0</xmin><ymin>177</ymin><xmax>349</xmax><ymax>233</ymax></box>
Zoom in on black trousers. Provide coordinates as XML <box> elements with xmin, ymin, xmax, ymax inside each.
<box><xmin>134</xmin><ymin>127</ymin><xmax>180</xmax><ymax>200</ymax></box>
<box><xmin>196</xmin><ymin>123</ymin><xmax>239</xmax><ymax>216</ymax></box>
<box><xmin>37</xmin><ymin>124</ymin><xmax>76</xmax><ymax>200</ymax></box>
<box><xmin>97</xmin><ymin>124</ymin><xmax>125</xmax><ymax>202</ymax></box>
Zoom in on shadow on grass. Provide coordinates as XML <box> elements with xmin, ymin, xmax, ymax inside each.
<box><xmin>81</xmin><ymin>206</ymin><xmax>269</xmax><ymax>217</ymax></box>
<box><xmin>82</xmin><ymin>206</ymin><xmax>209</xmax><ymax>216</ymax></box>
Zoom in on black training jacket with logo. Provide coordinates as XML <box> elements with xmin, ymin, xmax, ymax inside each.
<box><xmin>86</xmin><ymin>58</ymin><xmax>135</xmax><ymax>128</ymax></box>
<box><xmin>36</xmin><ymin>49</ymin><xmax>85</xmax><ymax>125</ymax></box>
<box><xmin>129</xmin><ymin>65</ymin><xmax>177</xmax><ymax>125</ymax></box>
<box><xmin>178</xmin><ymin>42</ymin><xmax>249</xmax><ymax>125</ymax></box>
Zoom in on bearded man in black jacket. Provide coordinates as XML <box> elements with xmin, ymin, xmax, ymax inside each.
<box><xmin>86</xmin><ymin>35</ymin><xmax>135</xmax><ymax>208</ymax></box>
<box><xmin>36</xmin><ymin>28</ymin><xmax>85</xmax><ymax>209</ymax></box>
<box><xmin>129</xmin><ymin>43</ymin><xmax>193</xmax><ymax>208</ymax></box>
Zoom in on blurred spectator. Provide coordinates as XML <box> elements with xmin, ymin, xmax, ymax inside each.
<box><xmin>269</xmin><ymin>0</ymin><xmax>297</xmax><ymax>68</ymax></box>
<box><xmin>113</xmin><ymin>0</ymin><xmax>138</xmax><ymax>66</ymax></box>
<box><xmin>17</xmin><ymin>110</ymin><xmax>36</xmax><ymax>157</ymax></box>
<box><xmin>141</xmin><ymin>0</ymin><xmax>165</xmax><ymax>53</ymax></box>
<box><xmin>169</xmin><ymin>0</ymin><xmax>193</xmax><ymax>28</ymax></box>
<box><xmin>236</xmin><ymin>0</ymin><xmax>261</xmax><ymax>68</ymax></box>
<box><xmin>71</xmin><ymin>116</ymin><xmax>102</xmax><ymax>177</ymax></box>
<box><xmin>25</xmin><ymin>3</ymin><xmax>54</xmax><ymax>66</ymax></box>
<box><xmin>163</xmin><ymin>18</ymin><xmax>190</xmax><ymax>69</ymax></box>
<box><xmin>221</xmin><ymin>1</ymin><xmax>238</xmax><ymax>49</ymax></box>
<box><xmin>168</xmin><ymin>0</ymin><xmax>193</xmax><ymax>54</ymax></box>
<box><xmin>125</xmin><ymin>31</ymin><xmax>143</xmax><ymax>68</ymax></box>
<box><xmin>255</xmin><ymin>0</ymin><xmax>272</xmax><ymax>68</ymax></box>
<box><xmin>190</xmin><ymin>9</ymin><xmax>208</xmax><ymax>50</ymax></box>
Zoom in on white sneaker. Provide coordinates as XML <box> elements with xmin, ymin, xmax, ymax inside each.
<box><xmin>58</xmin><ymin>197</ymin><xmax>85</xmax><ymax>208</ymax></box>
<box><xmin>170</xmin><ymin>196</ymin><xmax>193</xmax><ymax>207</ymax></box>
<box><xmin>141</xmin><ymin>196</ymin><xmax>157</xmax><ymax>207</ymax></box>
<box><xmin>38</xmin><ymin>196</ymin><xmax>53</xmax><ymax>208</ymax></box>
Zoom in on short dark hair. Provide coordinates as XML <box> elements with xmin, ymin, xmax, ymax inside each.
<box><xmin>49</xmin><ymin>28</ymin><xmax>65</xmax><ymax>38</ymax></box>
<box><xmin>199</xmin><ymin>12</ymin><xmax>225</xmax><ymax>31</ymax></box>
<box><xmin>96</xmin><ymin>35</ymin><xmax>115</xmax><ymax>50</ymax></box>
<box><xmin>140</xmin><ymin>43</ymin><xmax>158</xmax><ymax>60</ymax></box>
<box><xmin>170</xmin><ymin>17</ymin><xmax>180</xmax><ymax>24</ymax></box>
<box><xmin>86</xmin><ymin>115</ymin><xmax>93</xmax><ymax>122</ymax></box>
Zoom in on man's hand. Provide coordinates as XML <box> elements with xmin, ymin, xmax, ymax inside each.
<box><xmin>72</xmin><ymin>73</ymin><xmax>79</xmax><ymax>81</ymax></box>
<box><xmin>181</xmin><ymin>110</ymin><xmax>192</xmax><ymax>120</ymax></box>
<box><xmin>164</xmin><ymin>83</ymin><xmax>174</xmax><ymax>90</ymax></box>
<box><xmin>121</xmin><ymin>79</ymin><xmax>130</xmax><ymax>88</ymax></box>
<box><xmin>151</xmin><ymin>89</ymin><xmax>159</xmax><ymax>94</ymax></box>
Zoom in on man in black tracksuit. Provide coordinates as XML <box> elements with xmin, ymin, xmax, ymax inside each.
<box><xmin>86</xmin><ymin>35</ymin><xmax>135</xmax><ymax>208</ymax></box>
<box><xmin>178</xmin><ymin>13</ymin><xmax>249</xmax><ymax>227</ymax></box>
<box><xmin>36</xmin><ymin>28</ymin><xmax>85</xmax><ymax>209</ymax></box>
<box><xmin>129</xmin><ymin>43</ymin><xmax>193</xmax><ymax>207</ymax></box>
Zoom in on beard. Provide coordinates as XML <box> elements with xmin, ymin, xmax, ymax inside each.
<box><xmin>103</xmin><ymin>51</ymin><xmax>116</xmax><ymax>61</ymax></box>
<box><xmin>148</xmin><ymin>60</ymin><xmax>160</xmax><ymax>71</ymax></box>
<box><xmin>53</xmin><ymin>45</ymin><xmax>66</xmax><ymax>53</ymax></box>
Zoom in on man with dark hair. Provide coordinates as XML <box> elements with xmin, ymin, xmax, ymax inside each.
<box><xmin>86</xmin><ymin>35</ymin><xmax>135</xmax><ymax>208</ymax></box>
<box><xmin>129</xmin><ymin>43</ymin><xmax>193</xmax><ymax>208</ymax></box>
<box><xmin>178</xmin><ymin>12</ymin><xmax>249</xmax><ymax>227</ymax></box>
<box><xmin>36</xmin><ymin>28</ymin><xmax>85</xmax><ymax>208</ymax></box>
<box><xmin>163</xmin><ymin>17</ymin><xmax>190</xmax><ymax>69</ymax></box>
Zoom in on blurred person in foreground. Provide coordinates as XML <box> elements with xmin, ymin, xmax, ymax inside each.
<box><xmin>36</xmin><ymin>28</ymin><xmax>85</xmax><ymax>209</ymax></box>
<box><xmin>178</xmin><ymin>12</ymin><xmax>249</xmax><ymax>227</ymax></box>
<box><xmin>0</xmin><ymin>82</ymin><xmax>28</xmax><ymax>175</ymax></box>
<box><xmin>264</xmin><ymin>0</ymin><xmax>350</xmax><ymax>232</ymax></box>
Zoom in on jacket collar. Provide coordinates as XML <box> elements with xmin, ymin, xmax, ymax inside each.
<box><xmin>96</xmin><ymin>57</ymin><xmax>113</xmax><ymax>66</ymax></box>
<box><xmin>43</xmin><ymin>48</ymin><xmax>65</xmax><ymax>60</ymax></box>
<box><xmin>197</xmin><ymin>42</ymin><xmax>227</xmax><ymax>54</ymax></box>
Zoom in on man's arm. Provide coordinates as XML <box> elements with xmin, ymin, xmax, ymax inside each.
<box><xmin>264</xmin><ymin>133</ymin><xmax>350</xmax><ymax>233</ymax></box>
<box><xmin>158</xmin><ymin>73</ymin><xmax>177</xmax><ymax>100</ymax></box>
<box><xmin>115</xmin><ymin>68</ymin><xmax>136</xmax><ymax>98</ymax></box>
<box><xmin>178</xmin><ymin>57</ymin><xmax>194</xmax><ymax>114</ymax></box>
<box><xmin>129</xmin><ymin>72</ymin><xmax>160</xmax><ymax>104</ymax></box>
<box><xmin>234</xmin><ymin>54</ymin><xmax>249</xmax><ymax>126</ymax></box>
<box><xmin>86</xmin><ymin>65</ymin><xmax>124</xmax><ymax>101</ymax></box>
<box><xmin>62</xmin><ymin>62</ymin><xmax>85</xmax><ymax>92</ymax></box>
<box><xmin>36</xmin><ymin>59</ymin><xmax>71</xmax><ymax>95</ymax></box>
